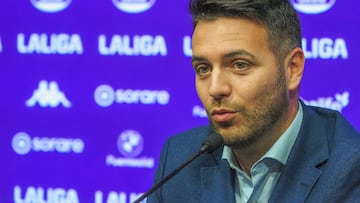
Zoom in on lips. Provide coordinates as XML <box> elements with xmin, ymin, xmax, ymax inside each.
<box><xmin>210</xmin><ymin>108</ymin><xmax>237</xmax><ymax>123</ymax></box>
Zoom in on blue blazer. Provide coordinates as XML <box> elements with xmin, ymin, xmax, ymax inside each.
<box><xmin>147</xmin><ymin>103</ymin><xmax>360</xmax><ymax>203</ymax></box>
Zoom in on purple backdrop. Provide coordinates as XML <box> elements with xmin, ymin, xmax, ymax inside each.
<box><xmin>0</xmin><ymin>0</ymin><xmax>359</xmax><ymax>202</ymax></box>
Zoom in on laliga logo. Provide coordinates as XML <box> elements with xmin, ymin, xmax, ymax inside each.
<box><xmin>31</xmin><ymin>0</ymin><xmax>72</xmax><ymax>13</ymax></box>
<box><xmin>117</xmin><ymin>130</ymin><xmax>143</xmax><ymax>158</ymax></box>
<box><xmin>112</xmin><ymin>0</ymin><xmax>156</xmax><ymax>14</ymax></box>
<box><xmin>291</xmin><ymin>0</ymin><xmax>336</xmax><ymax>14</ymax></box>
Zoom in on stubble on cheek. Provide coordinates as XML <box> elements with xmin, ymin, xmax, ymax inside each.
<box><xmin>207</xmin><ymin>79</ymin><xmax>287</xmax><ymax>149</ymax></box>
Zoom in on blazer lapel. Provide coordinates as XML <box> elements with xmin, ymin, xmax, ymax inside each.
<box><xmin>269</xmin><ymin>103</ymin><xmax>329</xmax><ymax>203</ymax></box>
<box><xmin>200</xmin><ymin>147</ymin><xmax>236</xmax><ymax>203</ymax></box>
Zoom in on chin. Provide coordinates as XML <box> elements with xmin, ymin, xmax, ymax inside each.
<box><xmin>220</xmin><ymin>128</ymin><xmax>262</xmax><ymax>149</ymax></box>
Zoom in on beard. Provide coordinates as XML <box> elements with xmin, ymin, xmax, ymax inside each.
<box><xmin>207</xmin><ymin>67</ymin><xmax>288</xmax><ymax>149</ymax></box>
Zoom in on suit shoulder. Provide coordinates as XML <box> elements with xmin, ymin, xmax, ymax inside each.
<box><xmin>306</xmin><ymin>105</ymin><xmax>360</xmax><ymax>149</ymax></box>
<box><xmin>306</xmin><ymin>105</ymin><xmax>359</xmax><ymax>134</ymax></box>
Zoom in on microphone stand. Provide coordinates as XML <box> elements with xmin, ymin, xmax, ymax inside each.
<box><xmin>133</xmin><ymin>150</ymin><xmax>204</xmax><ymax>203</ymax></box>
<box><xmin>133</xmin><ymin>132</ymin><xmax>223</xmax><ymax>203</ymax></box>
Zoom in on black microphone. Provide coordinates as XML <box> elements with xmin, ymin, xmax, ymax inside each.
<box><xmin>133</xmin><ymin>132</ymin><xmax>224</xmax><ymax>203</ymax></box>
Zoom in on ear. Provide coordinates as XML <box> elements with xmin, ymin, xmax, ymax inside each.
<box><xmin>285</xmin><ymin>47</ymin><xmax>305</xmax><ymax>91</ymax></box>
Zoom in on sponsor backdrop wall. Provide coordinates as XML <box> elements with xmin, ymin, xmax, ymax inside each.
<box><xmin>0</xmin><ymin>0</ymin><xmax>359</xmax><ymax>202</ymax></box>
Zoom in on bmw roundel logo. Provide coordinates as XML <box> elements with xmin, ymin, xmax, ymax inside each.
<box><xmin>112</xmin><ymin>0</ymin><xmax>156</xmax><ymax>14</ymax></box>
<box><xmin>30</xmin><ymin>0</ymin><xmax>72</xmax><ymax>13</ymax></box>
<box><xmin>291</xmin><ymin>0</ymin><xmax>336</xmax><ymax>14</ymax></box>
<box><xmin>117</xmin><ymin>130</ymin><xmax>144</xmax><ymax>158</ymax></box>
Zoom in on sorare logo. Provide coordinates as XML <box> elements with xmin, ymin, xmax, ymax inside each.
<box><xmin>94</xmin><ymin>84</ymin><xmax>115</xmax><ymax>107</ymax></box>
<box><xmin>291</xmin><ymin>0</ymin><xmax>336</xmax><ymax>14</ymax></box>
<box><xmin>12</xmin><ymin>132</ymin><xmax>32</xmax><ymax>155</ymax></box>
<box><xmin>112</xmin><ymin>0</ymin><xmax>156</xmax><ymax>13</ymax></box>
<box><xmin>12</xmin><ymin>132</ymin><xmax>85</xmax><ymax>155</ymax></box>
<box><xmin>94</xmin><ymin>84</ymin><xmax>170</xmax><ymax>107</ymax></box>
<box><xmin>30</xmin><ymin>0</ymin><xmax>72</xmax><ymax>13</ymax></box>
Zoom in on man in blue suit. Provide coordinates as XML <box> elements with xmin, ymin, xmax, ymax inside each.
<box><xmin>147</xmin><ymin>0</ymin><xmax>360</xmax><ymax>202</ymax></box>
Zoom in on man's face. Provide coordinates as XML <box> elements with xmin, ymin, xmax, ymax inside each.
<box><xmin>192</xmin><ymin>18</ymin><xmax>289</xmax><ymax>148</ymax></box>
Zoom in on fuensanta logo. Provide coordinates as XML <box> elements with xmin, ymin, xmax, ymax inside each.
<box><xmin>291</xmin><ymin>0</ymin><xmax>336</xmax><ymax>14</ymax></box>
<box><xmin>117</xmin><ymin>130</ymin><xmax>144</xmax><ymax>158</ymax></box>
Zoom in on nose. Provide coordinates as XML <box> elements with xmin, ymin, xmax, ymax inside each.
<box><xmin>208</xmin><ymin>70</ymin><xmax>231</xmax><ymax>100</ymax></box>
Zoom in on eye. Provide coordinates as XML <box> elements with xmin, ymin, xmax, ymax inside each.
<box><xmin>232</xmin><ymin>61</ymin><xmax>251</xmax><ymax>72</ymax></box>
<box><xmin>195</xmin><ymin>64</ymin><xmax>212</xmax><ymax>76</ymax></box>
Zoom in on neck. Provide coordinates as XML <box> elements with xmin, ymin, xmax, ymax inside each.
<box><xmin>231</xmin><ymin>130</ymin><xmax>279</xmax><ymax>177</ymax></box>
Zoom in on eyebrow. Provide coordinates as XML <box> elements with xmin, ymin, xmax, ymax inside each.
<box><xmin>224</xmin><ymin>50</ymin><xmax>256</xmax><ymax>60</ymax></box>
<box><xmin>191</xmin><ymin>55</ymin><xmax>206</xmax><ymax>64</ymax></box>
<box><xmin>192</xmin><ymin>49</ymin><xmax>256</xmax><ymax>63</ymax></box>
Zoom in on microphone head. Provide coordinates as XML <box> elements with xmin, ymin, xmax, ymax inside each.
<box><xmin>200</xmin><ymin>132</ymin><xmax>224</xmax><ymax>153</ymax></box>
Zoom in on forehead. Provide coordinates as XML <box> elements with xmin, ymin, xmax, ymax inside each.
<box><xmin>192</xmin><ymin>18</ymin><xmax>269</xmax><ymax>56</ymax></box>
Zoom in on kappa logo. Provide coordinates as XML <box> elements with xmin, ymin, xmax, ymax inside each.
<box><xmin>291</xmin><ymin>0</ymin><xmax>336</xmax><ymax>14</ymax></box>
<box><xmin>112</xmin><ymin>0</ymin><xmax>156</xmax><ymax>13</ymax></box>
<box><xmin>26</xmin><ymin>80</ymin><xmax>72</xmax><ymax>108</ymax></box>
<box><xmin>30</xmin><ymin>0</ymin><xmax>72</xmax><ymax>13</ymax></box>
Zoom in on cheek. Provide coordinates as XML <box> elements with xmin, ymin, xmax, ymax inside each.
<box><xmin>233</xmin><ymin>77</ymin><xmax>262</xmax><ymax>99</ymax></box>
<box><xmin>237</xmin><ymin>75</ymin><xmax>274</xmax><ymax>101</ymax></box>
<box><xmin>258</xmin><ymin>66</ymin><xmax>280</xmax><ymax>86</ymax></box>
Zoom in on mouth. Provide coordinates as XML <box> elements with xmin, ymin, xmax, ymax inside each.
<box><xmin>210</xmin><ymin>108</ymin><xmax>237</xmax><ymax>123</ymax></box>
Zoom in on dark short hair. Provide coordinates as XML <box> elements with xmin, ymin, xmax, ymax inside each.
<box><xmin>189</xmin><ymin>0</ymin><xmax>302</xmax><ymax>63</ymax></box>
